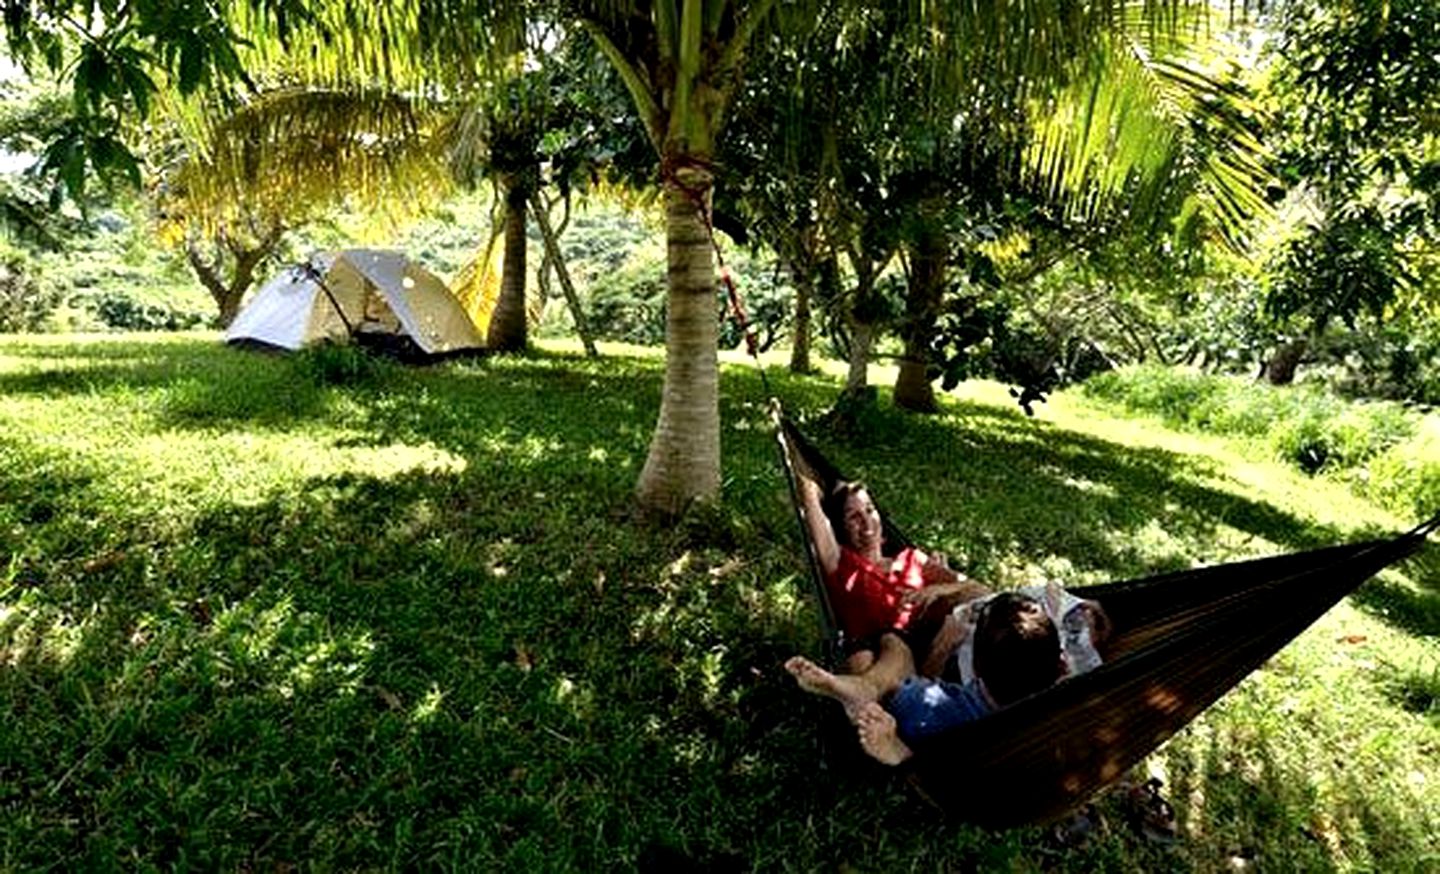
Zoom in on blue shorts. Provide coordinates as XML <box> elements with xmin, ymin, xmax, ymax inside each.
<box><xmin>888</xmin><ymin>676</ymin><xmax>994</xmax><ymax>744</ymax></box>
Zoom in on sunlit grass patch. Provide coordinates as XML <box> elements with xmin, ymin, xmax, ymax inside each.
<box><xmin>0</xmin><ymin>334</ymin><xmax>1435</xmax><ymax>870</ymax></box>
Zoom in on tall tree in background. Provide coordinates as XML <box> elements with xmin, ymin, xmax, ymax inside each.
<box><xmin>1261</xmin><ymin>0</ymin><xmax>1440</xmax><ymax>384</ymax></box>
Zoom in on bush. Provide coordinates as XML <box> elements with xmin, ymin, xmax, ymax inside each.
<box><xmin>586</xmin><ymin>247</ymin><xmax>667</xmax><ymax>345</ymax></box>
<box><xmin>1294</xmin><ymin>325</ymin><xmax>1440</xmax><ymax>407</ymax></box>
<box><xmin>83</xmin><ymin>289</ymin><xmax>210</xmax><ymax>332</ymax></box>
<box><xmin>292</xmin><ymin>342</ymin><xmax>390</xmax><ymax>386</ymax></box>
<box><xmin>1083</xmin><ymin>366</ymin><xmax>1249</xmax><ymax>431</ymax></box>
<box><xmin>0</xmin><ymin>246</ymin><xmax>62</xmax><ymax>332</ymax></box>
<box><xmin>1358</xmin><ymin>422</ymin><xmax>1440</xmax><ymax>519</ymax></box>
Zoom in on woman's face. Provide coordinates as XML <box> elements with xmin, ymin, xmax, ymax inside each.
<box><xmin>842</xmin><ymin>489</ymin><xmax>882</xmax><ymax>550</ymax></box>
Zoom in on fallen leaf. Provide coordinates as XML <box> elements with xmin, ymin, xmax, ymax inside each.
<box><xmin>82</xmin><ymin>550</ymin><xmax>126</xmax><ymax>574</ymax></box>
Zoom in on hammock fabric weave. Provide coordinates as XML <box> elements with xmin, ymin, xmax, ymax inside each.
<box><xmin>775</xmin><ymin>414</ymin><xmax>1438</xmax><ymax>827</ymax></box>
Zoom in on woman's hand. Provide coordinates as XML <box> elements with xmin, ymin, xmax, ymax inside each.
<box><xmin>902</xmin><ymin>581</ymin><xmax>968</xmax><ymax>608</ymax></box>
<box><xmin>799</xmin><ymin>476</ymin><xmax>822</xmax><ymax>507</ymax></box>
<box><xmin>920</xmin><ymin>552</ymin><xmax>954</xmax><ymax>585</ymax></box>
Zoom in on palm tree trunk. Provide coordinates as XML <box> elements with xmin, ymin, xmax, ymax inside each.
<box><xmin>487</xmin><ymin>181</ymin><xmax>529</xmax><ymax>351</ymax></box>
<box><xmin>636</xmin><ymin>162</ymin><xmax>721</xmax><ymax>515</ymax></box>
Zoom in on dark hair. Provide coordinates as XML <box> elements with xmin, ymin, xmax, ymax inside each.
<box><xmin>821</xmin><ymin>480</ymin><xmax>868</xmax><ymax>548</ymax></box>
<box><xmin>973</xmin><ymin>593</ymin><xmax>1063</xmax><ymax>706</ymax></box>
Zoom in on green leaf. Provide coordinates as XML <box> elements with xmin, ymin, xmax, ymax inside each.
<box><xmin>60</xmin><ymin>138</ymin><xmax>87</xmax><ymax>202</ymax></box>
<box><xmin>118</xmin><ymin>58</ymin><xmax>158</xmax><ymax>118</ymax></box>
<box><xmin>75</xmin><ymin>48</ymin><xmax>108</xmax><ymax>113</ymax></box>
<box><xmin>41</xmin><ymin>34</ymin><xmax>63</xmax><ymax>73</ymax></box>
<box><xmin>178</xmin><ymin>37</ymin><xmax>206</xmax><ymax>96</ymax></box>
<box><xmin>90</xmin><ymin>135</ymin><xmax>143</xmax><ymax>190</ymax></box>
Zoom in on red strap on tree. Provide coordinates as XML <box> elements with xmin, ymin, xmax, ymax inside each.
<box><xmin>660</xmin><ymin>155</ymin><xmax>763</xmax><ymax>363</ymax></box>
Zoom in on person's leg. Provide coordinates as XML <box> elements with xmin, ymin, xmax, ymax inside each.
<box><xmin>863</xmin><ymin>633</ymin><xmax>915</xmax><ymax>697</ymax></box>
<box><xmin>845</xmin><ymin>649</ymin><xmax>876</xmax><ymax>673</ymax></box>
<box><xmin>887</xmin><ymin>675</ymin><xmax>993</xmax><ymax>742</ymax></box>
<box><xmin>785</xmin><ymin>633</ymin><xmax>915</xmax><ymax>710</ymax></box>
<box><xmin>854</xmin><ymin>702</ymin><xmax>913</xmax><ymax>766</ymax></box>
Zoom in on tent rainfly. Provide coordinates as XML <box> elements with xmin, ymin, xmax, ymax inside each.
<box><xmin>225</xmin><ymin>249</ymin><xmax>485</xmax><ymax>358</ymax></box>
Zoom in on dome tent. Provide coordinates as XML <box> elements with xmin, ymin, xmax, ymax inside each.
<box><xmin>226</xmin><ymin>250</ymin><xmax>485</xmax><ymax>360</ymax></box>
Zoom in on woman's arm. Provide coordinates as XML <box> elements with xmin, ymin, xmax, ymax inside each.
<box><xmin>914</xmin><ymin>552</ymin><xmax>991</xmax><ymax>602</ymax></box>
<box><xmin>799</xmin><ymin>477</ymin><xmax>840</xmax><ymax>577</ymax></box>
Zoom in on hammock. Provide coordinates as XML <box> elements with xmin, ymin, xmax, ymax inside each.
<box><xmin>775</xmin><ymin>413</ymin><xmax>1439</xmax><ymax>828</ymax></box>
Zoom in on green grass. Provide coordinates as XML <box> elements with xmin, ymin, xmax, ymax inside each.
<box><xmin>1083</xmin><ymin>365</ymin><xmax>1440</xmax><ymax>520</ymax></box>
<box><xmin>1</xmin><ymin>333</ymin><xmax>1436</xmax><ymax>871</ymax></box>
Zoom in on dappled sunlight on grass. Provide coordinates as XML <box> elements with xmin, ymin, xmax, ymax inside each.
<box><xmin>1</xmin><ymin>335</ymin><xmax>1435</xmax><ymax>870</ymax></box>
<box><xmin>1155</xmin><ymin>600</ymin><xmax>1439</xmax><ymax>869</ymax></box>
<box><xmin>0</xmin><ymin>590</ymin><xmax>86</xmax><ymax>667</ymax></box>
<box><xmin>212</xmin><ymin>596</ymin><xmax>376</xmax><ymax>700</ymax></box>
<box><xmin>411</xmin><ymin>684</ymin><xmax>447</xmax><ymax>723</ymax></box>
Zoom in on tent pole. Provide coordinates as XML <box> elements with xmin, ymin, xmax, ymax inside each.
<box><xmin>301</xmin><ymin>259</ymin><xmax>356</xmax><ymax>336</ymax></box>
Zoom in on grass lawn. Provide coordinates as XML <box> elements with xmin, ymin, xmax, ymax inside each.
<box><xmin>1</xmin><ymin>332</ymin><xmax>1436</xmax><ymax>871</ymax></box>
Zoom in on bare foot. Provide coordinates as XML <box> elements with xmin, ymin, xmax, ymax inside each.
<box><xmin>854</xmin><ymin>702</ymin><xmax>913</xmax><ymax>766</ymax></box>
<box><xmin>784</xmin><ymin>656</ymin><xmax>879</xmax><ymax>709</ymax></box>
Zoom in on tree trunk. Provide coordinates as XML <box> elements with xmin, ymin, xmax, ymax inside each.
<box><xmin>635</xmin><ymin>163</ymin><xmax>721</xmax><ymax>515</ymax></box>
<box><xmin>217</xmin><ymin>293</ymin><xmax>243</xmax><ymax>328</ymax></box>
<box><xmin>840</xmin><ymin>255</ymin><xmax>885</xmax><ymax>398</ymax></box>
<box><xmin>845</xmin><ymin>318</ymin><xmax>874</xmax><ymax>394</ymax></box>
<box><xmin>487</xmin><ymin>181</ymin><xmax>529</xmax><ymax>351</ymax></box>
<box><xmin>893</xmin><ymin>357</ymin><xmax>936</xmax><ymax>411</ymax></box>
<box><xmin>789</xmin><ymin>271</ymin><xmax>813</xmax><ymax>374</ymax></box>
<box><xmin>529</xmin><ymin>192</ymin><xmax>598</xmax><ymax>357</ymax></box>
<box><xmin>1263</xmin><ymin>338</ymin><xmax>1308</xmax><ymax>385</ymax></box>
<box><xmin>186</xmin><ymin>240</ymin><xmax>262</xmax><ymax>330</ymax></box>
<box><xmin>893</xmin><ymin>224</ymin><xmax>945</xmax><ymax>413</ymax></box>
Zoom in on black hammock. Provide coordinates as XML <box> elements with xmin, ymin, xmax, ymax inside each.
<box><xmin>775</xmin><ymin>414</ymin><xmax>1439</xmax><ymax>828</ymax></box>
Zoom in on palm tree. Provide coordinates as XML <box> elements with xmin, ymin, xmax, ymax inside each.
<box><xmin>14</xmin><ymin>0</ymin><xmax>1270</xmax><ymax>514</ymax></box>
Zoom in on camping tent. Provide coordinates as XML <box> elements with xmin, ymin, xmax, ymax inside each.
<box><xmin>225</xmin><ymin>250</ymin><xmax>485</xmax><ymax>358</ymax></box>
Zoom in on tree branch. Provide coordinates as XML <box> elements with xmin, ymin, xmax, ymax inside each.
<box><xmin>716</xmin><ymin>0</ymin><xmax>777</xmax><ymax>80</ymax></box>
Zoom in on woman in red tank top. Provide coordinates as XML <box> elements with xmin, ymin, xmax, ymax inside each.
<box><xmin>798</xmin><ymin>478</ymin><xmax>989</xmax><ymax>670</ymax></box>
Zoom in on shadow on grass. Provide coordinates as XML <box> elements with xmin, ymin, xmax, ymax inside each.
<box><xmin>0</xmin><ymin>458</ymin><xmax>875</xmax><ymax>869</ymax></box>
<box><xmin>2</xmin><ymin>337</ymin><xmax>1436</xmax><ymax>870</ymax></box>
<box><xmin>1348</xmin><ymin>541</ymin><xmax>1440</xmax><ymax>639</ymax></box>
<box><xmin>1160</xmin><ymin>708</ymin><xmax>1436</xmax><ymax>872</ymax></box>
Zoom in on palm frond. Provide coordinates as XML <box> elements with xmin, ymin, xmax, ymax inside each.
<box><xmin>160</xmin><ymin>85</ymin><xmax>455</xmax><ymax>234</ymax></box>
<box><xmin>1023</xmin><ymin>7</ymin><xmax>1273</xmax><ymax>248</ymax></box>
<box><xmin>225</xmin><ymin>0</ymin><xmax>528</xmax><ymax>94</ymax></box>
<box><xmin>450</xmin><ymin>224</ymin><xmax>504</xmax><ymax>333</ymax></box>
